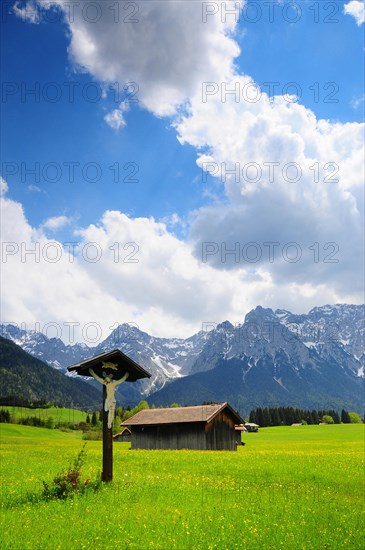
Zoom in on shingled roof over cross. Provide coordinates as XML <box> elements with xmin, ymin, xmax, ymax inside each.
<box><xmin>67</xmin><ymin>349</ymin><xmax>151</xmax><ymax>382</ymax></box>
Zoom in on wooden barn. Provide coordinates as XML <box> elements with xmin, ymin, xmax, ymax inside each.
<box><xmin>121</xmin><ymin>402</ymin><xmax>244</xmax><ymax>451</ymax></box>
<box><xmin>113</xmin><ymin>427</ymin><xmax>131</xmax><ymax>442</ymax></box>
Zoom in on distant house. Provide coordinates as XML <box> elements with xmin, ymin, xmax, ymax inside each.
<box><xmin>121</xmin><ymin>402</ymin><xmax>244</xmax><ymax>451</ymax></box>
<box><xmin>244</xmin><ymin>422</ymin><xmax>259</xmax><ymax>432</ymax></box>
<box><xmin>113</xmin><ymin>427</ymin><xmax>131</xmax><ymax>442</ymax></box>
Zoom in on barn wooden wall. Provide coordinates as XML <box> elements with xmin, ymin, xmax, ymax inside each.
<box><xmin>131</xmin><ymin>423</ymin><xmax>207</xmax><ymax>450</ymax></box>
<box><xmin>130</xmin><ymin>411</ymin><xmax>238</xmax><ymax>451</ymax></box>
<box><xmin>205</xmin><ymin>412</ymin><xmax>237</xmax><ymax>451</ymax></box>
<box><xmin>114</xmin><ymin>434</ymin><xmax>131</xmax><ymax>442</ymax></box>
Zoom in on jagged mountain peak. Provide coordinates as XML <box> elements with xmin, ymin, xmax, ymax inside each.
<box><xmin>216</xmin><ymin>320</ymin><xmax>234</xmax><ymax>331</ymax></box>
<box><xmin>244</xmin><ymin>305</ymin><xmax>277</xmax><ymax>324</ymax></box>
<box><xmin>107</xmin><ymin>322</ymin><xmax>150</xmax><ymax>341</ymax></box>
<box><xmin>308</xmin><ymin>303</ymin><xmax>364</xmax><ymax>318</ymax></box>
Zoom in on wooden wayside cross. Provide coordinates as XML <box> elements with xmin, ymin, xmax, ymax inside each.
<box><xmin>68</xmin><ymin>349</ymin><xmax>151</xmax><ymax>482</ymax></box>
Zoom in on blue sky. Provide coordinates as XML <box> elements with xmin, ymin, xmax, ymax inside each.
<box><xmin>1</xmin><ymin>0</ymin><xmax>364</xmax><ymax>341</ymax></box>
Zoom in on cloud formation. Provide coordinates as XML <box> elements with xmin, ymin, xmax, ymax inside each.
<box><xmin>344</xmin><ymin>0</ymin><xmax>365</xmax><ymax>25</ymax></box>
<box><xmin>14</xmin><ymin>0</ymin><xmax>242</xmax><ymax>117</ymax></box>
<box><xmin>41</xmin><ymin>215</ymin><xmax>71</xmax><ymax>232</ymax></box>
<box><xmin>3</xmin><ymin>182</ymin><xmax>358</xmax><ymax>342</ymax></box>
<box><xmin>104</xmin><ymin>108</ymin><xmax>126</xmax><ymax>130</ymax></box>
<box><xmin>175</xmin><ymin>76</ymin><xmax>364</xmax><ymax>294</ymax></box>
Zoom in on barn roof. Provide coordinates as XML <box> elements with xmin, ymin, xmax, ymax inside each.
<box><xmin>235</xmin><ymin>425</ymin><xmax>248</xmax><ymax>431</ymax></box>
<box><xmin>113</xmin><ymin>427</ymin><xmax>131</xmax><ymax>437</ymax></box>
<box><xmin>121</xmin><ymin>402</ymin><xmax>244</xmax><ymax>426</ymax></box>
<box><xmin>67</xmin><ymin>349</ymin><xmax>151</xmax><ymax>382</ymax></box>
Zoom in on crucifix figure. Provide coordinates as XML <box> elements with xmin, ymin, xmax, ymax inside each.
<box><xmin>89</xmin><ymin>368</ymin><xmax>129</xmax><ymax>428</ymax></box>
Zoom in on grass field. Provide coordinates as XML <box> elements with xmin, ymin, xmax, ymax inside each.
<box><xmin>1</xmin><ymin>406</ymin><xmax>88</xmax><ymax>424</ymax></box>
<box><xmin>1</xmin><ymin>423</ymin><xmax>364</xmax><ymax>549</ymax></box>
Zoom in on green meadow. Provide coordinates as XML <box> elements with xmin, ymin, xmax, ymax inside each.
<box><xmin>1</xmin><ymin>423</ymin><xmax>364</xmax><ymax>549</ymax></box>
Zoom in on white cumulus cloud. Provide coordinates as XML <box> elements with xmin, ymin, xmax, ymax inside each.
<box><xmin>13</xmin><ymin>0</ymin><xmax>41</xmax><ymax>23</ymax></box>
<box><xmin>104</xmin><ymin>108</ymin><xmax>126</xmax><ymax>130</ymax></box>
<box><xmin>16</xmin><ymin>0</ymin><xmax>243</xmax><ymax>117</ymax></box>
<box><xmin>41</xmin><ymin>215</ymin><xmax>71</xmax><ymax>231</ymax></box>
<box><xmin>344</xmin><ymin>0</ymin><xmax>365</xmax><ymax>25</ymax></box>
<box><xmin>2</xmin><ymin>183</ymin><xmax>356</xmax><ymax>342</ymax></box>
<box><xmin>175</xmin><ymin>75</ymin><xmax>364</xmax><ymax>293</ymax></box>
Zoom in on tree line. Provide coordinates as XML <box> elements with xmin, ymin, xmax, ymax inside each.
<box><xmin>248</xmin><ymin>407</ymin><xmax>363</xmax><ymax>427</ymax></box>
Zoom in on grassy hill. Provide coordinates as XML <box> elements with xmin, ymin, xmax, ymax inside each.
<box><xmin>1</xmin><ymin>405</ymin><xmax>89</xmax><ymax>424</ymax></box>
<box><xmin>0</xmin><ymin>423</ymin><xmax>83</xmax><ymax>440</ymax></box>
<box><xmin>0</xmin><ymin>336</ymin><xmax>100</xmax><ymax>409</ymax></box>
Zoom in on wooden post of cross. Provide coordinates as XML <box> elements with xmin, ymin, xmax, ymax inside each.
<box><xmin>102</xmin><ymin>384</ymin><xmax>113</xmax><ymax>482</ymax></box>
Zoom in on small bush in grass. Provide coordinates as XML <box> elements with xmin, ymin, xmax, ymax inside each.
<box><xmin>45</xmin><ymin>416</ymin><xmax>54</xmax><ymax>429</ymax></box>
<box><xmin>19</xmin><ymin>416</ymin><xmax>46</xmax><ymax>427</ymax></box>
<box><xmin>55</xmin><ymin>421</ymin><xmax>75</xmax><ymax>431</ymax></box>
<box><xmin>0</xmin><ymin>409</ymin><xmax>11</xmax><ymax>422</ymax></box>
<box><xmin>77</xmin><ymin>421</ymin><xmax>92</xmax><ymax>432</ymax></box>
<box><xmin>82</xmin><ymin>430</ymin><xmax>102</xmax><ymax>440</ymax></box>
<box><xmin>42</xmin><ymin>444</ymin><xmax>101</xmax><ymax>500</ymax></box>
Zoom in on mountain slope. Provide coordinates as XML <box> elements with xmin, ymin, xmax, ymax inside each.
<box><xmin>0</xmin><ymin>337</ymin><xmax>100</xmax><ymax>409</ymax></box>
<box><xmin>0</xmin><ymin>324</ymin><xmax>92</xmax><ymax>372</ymax></box>
<box><xmin>150</xmin><ymin>348</ymin><xmax>363</xmax><ymax>413</ymax></box>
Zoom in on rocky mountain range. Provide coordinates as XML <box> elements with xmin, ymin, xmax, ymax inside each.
<box><xmin>151</xmin><ymin>305</ymin><xmax>364</xmax><ymax>412</ymax></box>
<box><xmin>0</xmin><ymin>321</ymin><xmax>208</xmax><ymax>405</ymax></box>
<box><xmin>1</xmin><ymin>304</ymin><xmax>364</xmax><ymax>412</ymax></box>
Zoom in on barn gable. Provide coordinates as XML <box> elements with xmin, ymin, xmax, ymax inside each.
<box><xmin>113</xmin><ymin>427</ymin><xmax>131</xmax><ymax>442</ymax></box>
